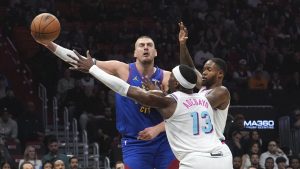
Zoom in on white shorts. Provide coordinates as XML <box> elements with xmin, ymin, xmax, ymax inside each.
<box><xmin>179</xmin><ymin>144</ymin><xmax>233</xmax><ymax>169</ymax></box>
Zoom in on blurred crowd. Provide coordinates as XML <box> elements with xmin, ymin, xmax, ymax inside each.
<box><xmin>1</xmin><ymin>0</ymin><xmax>300</xmax><ymax>168</ymax></box>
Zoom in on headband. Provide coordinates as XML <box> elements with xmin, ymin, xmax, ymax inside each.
<box><xmin>172</xmin><ymin>66</ymin><xmax>196</xmax><ymax>89</ymax></box>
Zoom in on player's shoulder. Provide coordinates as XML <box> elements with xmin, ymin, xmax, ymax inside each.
<box><xmin>210</xmin><ymin>86</ymin><xmax>230</xmax><ymax>97</ymax></box>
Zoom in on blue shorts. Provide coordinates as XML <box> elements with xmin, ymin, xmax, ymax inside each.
<box><xmin>121</xmin><ymin>134</ymin><xmax>178</xmax><ymax>169</ymax></box>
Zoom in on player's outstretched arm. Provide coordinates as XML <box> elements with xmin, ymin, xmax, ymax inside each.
<box><xmin>68</xmin><ymin>50</ymin><xmax>175</xmax><ymax>119</ymax></box>
<box><xmin>35</xmin><ymin>41</ymin><xmax>128</xmax><ymax>78</ymax></box>
<box><xmin>178</xmin><ymin>22</ymin><xmax>202</xmax><ymax>89</ymax></box>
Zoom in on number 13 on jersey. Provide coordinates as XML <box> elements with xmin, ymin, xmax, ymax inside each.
<box><xmin>190</xmin><ymin>111</ymin><xmax>213</xmax><ymax>135</ymax></box>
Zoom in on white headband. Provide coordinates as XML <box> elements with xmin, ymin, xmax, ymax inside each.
<box><xmin>172</xmin><ymin>66</ymin><xmax>196</xmax><ymax>89</ymax></box>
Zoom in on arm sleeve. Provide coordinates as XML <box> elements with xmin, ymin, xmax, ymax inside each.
<box><xmin>89</xmin><ymin>65</ymin><xmax>130</xmax><ymax>96</ymax></box>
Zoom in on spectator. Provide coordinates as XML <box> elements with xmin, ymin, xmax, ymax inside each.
<box><xmin>56</xmin><ymin>69</ymin><xmax>75</xmax><ymax>103</ymax></box>
<box><xmin>42</xmin><ymin>136</ymin><xmax>69</xmax><ymax>169</ymax></box>
<box><xmin>53</xmin><ymin>159</ymin><xmax>65</xmax><ymax>169</ymax></box>
<box><xmin>244</xmin><ymin>131</ymin><xmax>264</xmax><ymax>151</ymax></box>
<box><xmin>276</xmin><ymin>157</ymin><xmax>287</xmax><ymax>169</ymax></box>
<box><xmin>0</xmin><ymin>161</ymin><xmax>12</xmax><ymax>169</ymax></box>
<box><xmin>20</xmin><ymin>161</ymin><xmax>34</xmax><ymax>169</ymax></box>
<box><xmin>18</xmin><ymin>101</ymin><xmax>44</xmax><ymax>152</ymax></box>
<box><xmin>232</xmin><ymin>59</ymin><xmax>252</xmax><ymax>89</ymax></box>
<box><xmin>233</xmin><ymin>156</ymin><xmax>242</xmax><ymax>169</ymax></box>
<box><xmin>18</xmin><ymin>145</ymin><xmax>42</xmax><ymax>169</ymax></box>
<box><xmin>292</xmin><ymin>108</ymin><xmax>300</xmax><ymax>129</ymax></box>
<box><xmin>289</xmin><ymin>156</ymin><xmax>300</xmax><ymax>169</ymax></box>
<box><xmin>259</xmin><ymin>141</ymin><xmax>289</xmax><ymax>169</ymax></box>
<box><xmin>0</xmin><ymin>88</ymin><xmax>23</xmax><ymax>119</ymax></box>
<box><xmin>0</xmin><ymin>107</ymin><xmax>19</xmax><ymax>144</ymax></box>
<box><xmin>248</xmin><ymin>69</ymin><xmax>269</xmax><ymax>90</ymax></box>
<box><xmin>69</xmin><ymin>157</ymin><xmax>78</xmax><ymax>169</ymax></box>
<box><xmin>193</xmin><ymin>43</ymin><xmax>214</xmax><ymax>69</ymax></box>
<box><xmin>227</xmin><ymin>130</ymin><xmax>245</xmax><ymax>157</ymax></box>
<box><xmin>265</xmin><ymin>157</ymin><xmax>275</xmax><ymax>169</ymax></box>
<box><xmin>242</xmin><ymin>142</ymin><xmax>262</xmax><ymax>169</ymax></box>
<box><xmin>249</xmin><ymin>153</ymin><xmax>262</xmax><ymax>169</ymax></box>
<box><xmin>41</xmin><ymin>161</ymin><xmax>52</xmax><ymax>169</ymax></box>
<box><xmin>115</xmin><ymin>161</ymin><xmax>125</xmax><ymax>169</ymax></box>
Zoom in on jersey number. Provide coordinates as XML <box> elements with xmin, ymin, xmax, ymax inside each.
<box><xmin>190</xmin><ymin>111</ymin><xmax>213</xmax><ymax>135</ymax></box>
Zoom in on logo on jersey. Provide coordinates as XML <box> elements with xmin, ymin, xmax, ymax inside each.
<box><xmin>244</xmin><ymin>120</ymin><xmax>275</xmax><ymax>129</ymax></box>
<box><xmin>133</xmin><ymin>76</ymin><xmax>138</xmax><ymax>81</ymax></box>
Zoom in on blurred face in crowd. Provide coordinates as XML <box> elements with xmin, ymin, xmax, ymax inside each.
<box><xmin>115</xmin><ymin>162</ymin><xmax>125</xmax><ymax>169</ymax></box>
<box><xmin>265</xmin><ymin>158</ymin><xmax>274</xmax><ymax>169</ymax></box>
<box><xmin>48</xmin><ymin>142</ymin><xmax>59</xmax><ymax>154</ymax></box>
<box><xmin>267</xmin><ymin>141</ymin><xmax>278</xmax><ymax>154</ymax></box>
<box><xmin>2</xmin><ymin>163</ymin><xmax>11</xmax><ymax>169</ymax></box>
<box><xmin>134</xmin><ymin>37</ymin><xmax>157</xmax><ymax>65</ymax></box>
<box><xmin>277</xmin><ymin>162</ymin><xmax>286</xmax><ymax>169</ymax></box>
<box><xmin>70</xmin><ymin>158</ymin><xmax>78</xmax><ymax>169</ymax></box>
<box><xmin>43</xmin><ymin>162</ymin><xmax>53</xmax><ymax>169</ymax></box>
<box><xmin>233</xmin><ymin>156</ymin><xmax>242</xmax><ymax>169</ymax></box>
<box><xmin>22</xmin><ymin>163</ymin><xmax>34</xmax><ymax>169</ymax></box>
<box><xmin>251</xmin><ymin>143</ymin><xmax>260</xmax><ymax>154</ymax></box>
<box><xmin>54</xmin><ymin>160</ymin><xmax>65</xmax><ymax>169</ymax></box>
<box><xmin>291</xmin><ymin>158</ymin><xmax>300</xmax><ymax>169</ymax></box>
<box><xmin>251</xmin><ymin>131</ymin><xmax>260</xmax><ymax>140</ymax></box>
<box><xmin>26</xmin><ymin>146</ymin><xmax>36</xmax><ymax>160</ymax></box>
<box><xmin>250</xmin><ymin>154</ymin><xmax>260</xmax><ymax>166</ymax></box>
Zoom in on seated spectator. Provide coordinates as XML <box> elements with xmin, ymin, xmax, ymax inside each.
<box><xmin>292</xmin><ymin>108</ymin><xmax>300</xmax><ymax>129</ymax></box>
<box><xmin>53</xmin><ymin>159</ymin><xmax>65</xmax><ymax>169</ymax></box>
<box><xmin>42</xmin><ymin>136</ymin><xmax>69</xmax><ymax>169</ymax></box>
<box><xmin>0</xmin><ymin>107</ymin><xmax>19</xmax><ymax>144</ymax></box>
<box><xmin>20</xmin><ymin>161</ymin><xmax>34</xmax><ymax>169</ymax></box>
<box><xmin>232</xmin><ymin>59</ymin><xmax>252</xmax><ymax>89</ymax></box>
<box><xmin>276</xmin><ymin>157</ymin><xmax>287</xmax><ymax>169</ymax></box>
<box><xmin>244</xmin><ymin>131</ymin><xmax>264</xmax><ymax>152</ymax></box>
<box><xmin>289</xmin><ymin>156</ymin><xmax>300</xmax><ymax>169</ymax></box>
<box><xmin>241</xmin><ymin>142</ymin><xmax>262</xmax><ymax>169</ymax></box>
<box><xmin>248</xmin><ymin>69</ymin><xmax>269</xmax><ymax>90</ymax></box>
<box><xmin>0</xmin><ymin>161</ymin><xmax>13</xmax><ymax>169</ymax></box>
<box><xmin>69</xmin><ymin>156</ymin><xmax>78</xmax><ymax>169</ymax></box>
<box><xmin>56</xmin><ymin>69</ymin><xmax>75</xmax><ymax>103</ymax></box>
<box><xmin>0</xmin><ymin>88</ymin><xmax>23</xmax><ymax>119</ymax></box>
<box><xmin>265</xmin><ymin>157</ymin><xmax>275</xmax><ymax>169</ymax></box>
<box><xmin>41</xmin><ymin>161</ymin><xmax>53</xmax><ymax>169</ymax></box>
<box><xmin>249</xmin><ymin>153</ymin><xmax>262</xmax><ymax>169</ymax></box>
<box><xmin>233</xmin><ymin>156</ymin><xmax>242</xmax><ymax>169</ymax></box>
<box><xmin>18</xmin><ymin>145</ymin><xmax>42</xmax><ymax>169</ymax></box>
<box><xmin>227</xmin><ymin>130</ymin><xmax>245</xmax><ymax>157</ymax></box>
<box><xmin>259</xmin><ymin>140</ymin><xmax>289</xmax><ymax>169</ymax></box>
<box><xmin>18</xmin><ymin>101</ymin><xmax>44</xmax><ymax>152</ymax></box>
<box><xmin>115</xmin><ymin>161</ymin><xmax>125</xmax><ymax>169</ymax></box>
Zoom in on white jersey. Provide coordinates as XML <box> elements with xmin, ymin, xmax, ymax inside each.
<box><xmin>165</xmin><ymin>91</ymin><xmax>223</xmax><ymax>161</ymax></box>
<box><xmin>199</xmin><ymin>87</ymin><xmax>229</xmax><ymax>141</ymax></box>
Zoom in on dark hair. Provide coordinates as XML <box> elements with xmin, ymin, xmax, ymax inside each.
<box><xmin>69</xmin><ymin>156</ymin><xmax>78</xmax><ymax>163</ymax></box>
<box><xmin>20</xmin><ymin>161</ymin><xmax>34</xmax><ymax>169</ymax></box>
<box><xmin>209</xmin><ymin>58</ymin><xmax>227</xmax><ymax>74</ymax></box>
<box><xmin>265</xmin><ymin>157</ymin><xmax>274</xmax><ymax>162</ymax></box>
<box><xmin>179</xmin><ymin>65</ymin><xmax>197</xmax><ymax>85</ymax></box>
<box><xmin>0</xmin><ymin>161</ymin><xmax>11</xmax><ymax>169</ymax></box>
<box><xmin>275</xmin><ymin>156</ymin><xmax>287</xmax><ymax>164</ymax></box>
<box><xmin>42</xmin><ymin>161</ymin><xmax>53</xmax><ymax>169</ymax></box>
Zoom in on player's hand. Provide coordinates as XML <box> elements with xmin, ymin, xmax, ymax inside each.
<box><xmin>34</xmin><ymin>38</ymin><xmax>52</xmax><ymax>46</ymax></box>
<box><xmin>178</xmin><ymin>22</ymin><xmax>188</xmax><ymax>45</ymax></box>
<box><xmin>137</xmin><ymin>126</ymin><xmax>160</xmax><ymax>140</ymax></box>
<box><xmin>142</xmin><ymin>76</ymin><xmax>160</xmax><ymax>91</ymax></box>
<box><xmin>67</xmin><ymin>50</ymin><xmax>94</xmax><ymax>73</ymax></box>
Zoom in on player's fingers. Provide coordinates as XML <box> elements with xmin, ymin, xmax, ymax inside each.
<box><xmin>86</xmin><ymin>50</ymin><xmax>92</xmax><ymax>59</ymax></box>
<box><xmin>67</xmin><ymin>54</ymin><xmax>79</xmax><ymax>62</ymax></box>
<box><xmin>73</xmin><ymin>50</ymin><xmax>84</xmax><ymax>60</ymax></box>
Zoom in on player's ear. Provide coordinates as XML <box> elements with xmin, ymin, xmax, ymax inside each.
<box><xmin>133</xmin><ymin>49</ymin><xmax>137</xmax><ymax>58</ymax></box>
<box><xmin>218</xmin><ymin>71</ymin><xmax>224</xmax><ymax>79</ymax></box>
<box><xmin>154</xmin><ymin>49</ymin><xmax>157</xmax><ymax>58</ymax></box>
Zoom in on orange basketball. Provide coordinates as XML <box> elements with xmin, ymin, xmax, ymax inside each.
<box><xmin>30</xmin><ymin>13</ymin><xmax>60</xmax><ymax>43</ymax></box>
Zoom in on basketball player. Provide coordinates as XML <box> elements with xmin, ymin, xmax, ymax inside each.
<box><xmin>178</xmin><ymin>22</ymin><xmax>230</xmax><ymax>141</ymax></box>
<box><xmin>67</xmin><ymin>52</ymin><xmax>233</xmax><ymax>169</ymax></box>
<box><xmin>35</xmin><ymin>37</ymin><xmax>177</xmax><ymax>169</ymax></box>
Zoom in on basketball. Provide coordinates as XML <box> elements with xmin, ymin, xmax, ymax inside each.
<box><xmin>30</xmin><ymin>13</ymin><xmax>60</xmax><ymax>43</ymax></box>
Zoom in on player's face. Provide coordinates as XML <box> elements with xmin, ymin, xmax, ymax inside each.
<box><xmin>168</xmin><ymin>73</ymin><xmax>179</xmax><ymax>93</ymax></box>
<box><xmin>202</xmin><ymin>60</ymin><xmax>221</xmax><ymax>87</ymax></box>
<box><xmin>134</xmin><ymin>37</ymin><xmax>157</xmax><ymax>64</ymax></box>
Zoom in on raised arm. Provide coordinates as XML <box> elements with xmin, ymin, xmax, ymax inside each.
<box><xmin>178</xmin><ymin>22</ymin><xmax>202</xmax><ymax>89</ymax></box>
<box><xmin>36</xmin><ymin>41</ymin><xmax>128</xmax><ymax>80</ymax></box>
<box><xmin>69</xmin><ymin>50</ymin><xmax>176</xmax><ymax>119</ymax></box>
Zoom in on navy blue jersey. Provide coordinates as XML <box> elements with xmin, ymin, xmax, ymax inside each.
<box><xmin>115</xmin><ymin>63</ymin><xmax>164</xmax><ymax>138</ymax></box>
